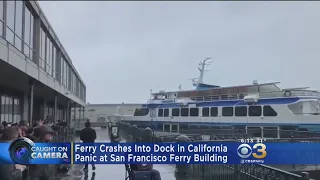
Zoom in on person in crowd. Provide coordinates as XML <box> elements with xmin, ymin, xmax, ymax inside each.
<box><xmin>18</xmin><ymin>126</ymin><xmax>28</xmax><ymax>138</ymax></box>
<box><xmin>19</xmin><ymin>120</ymin><xmax>28</xmax><ymax>127</ymax></box>
<box><xmin>12</xmin><ymin>123</ymin><xmax>18</xmax><ymax>128</ymax></box>
<box><xmin>0</xmin><ymin>127</ymin><xmax>27</xmax><ymax>180</ymax></box>
<box><xmin>33</xmin><ymin>119</ymin><xmax>44</xmax><ymax>138</ymax></box>
<box><xmin>28</xmin><ymin>125</ymin><xmax>57</xmax><ymax>180</ymax></box>
<box><xmin>25</xmin><ymin>127</ymin><xmax>38</xmax><ymax>141</ymax></box>
<box><xmin>80</xmin><ymin>121</ymin><xmax>96</xmax><ymax>170</ymax></box>
<box><xmin>2</xmin><ymin>121</ymin><xmax>8</xmax><ymax>128</ymax></box>
<box><xmin>129</xmin><ymin>139</ymin><xmax>162</xmax><ymax>180</ymax></box>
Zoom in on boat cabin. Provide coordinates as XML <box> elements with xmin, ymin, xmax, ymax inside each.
<box><xmin>150</xmin><ymin>82</ymin><xmax>320</xmax><ymax>102</ymax></box>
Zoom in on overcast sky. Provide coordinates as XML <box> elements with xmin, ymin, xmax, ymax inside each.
<box><xmin>38</xmin><ymin>2</ymin><xmax>320</xmax><ymax>104</ymax></box>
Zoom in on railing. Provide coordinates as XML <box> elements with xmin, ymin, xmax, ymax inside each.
<box><xmin>74</xmin><ymin>120</ymin><xmax>109</xmax><ymax>130</ymax></box>
<box><xmin>186</xmin><ymin>164</ymin><xmax>311</xmax><ymax>180</ymax></box>
<box><xmin>178</xmin><ymin>90</ymin><xmax>320</xmax><ymax>102</ymax></box>
<box><xmin>52</xmin><ymin>126</ymin><xmax>75</xmax><ymax>142</ymax></box>
<box><xmin>116</xmin><ymin>122</ymin><xmax>316</xmax><ymax>180</ymax></box>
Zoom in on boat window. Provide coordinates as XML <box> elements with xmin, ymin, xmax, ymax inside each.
<box><xmin>172</xmin><ymin>108</ymin><xmax>180</xmax><ymax>116</ymax></box>
<box><xmin>247</xmin><ymin>127</ymin><xmax>262</xmax><ymax>137</ymax></box>
<box><xmin>263</xmin><ymin>105</ymin><xmax>277</xmax><ymax>116</ymax></box>
<box><xmin>249</xmin><ymin>106</ymin><xmax>262</xmax><ymax>116</ymax></box>
<box><xmin>163</xmin><ymin>124</ymin><xmax>170</xmax><ymax>132</ymax></box>
<box><xmin>210</xmin><ymin>107</ymin><xmax>218</xmax><ymax>117</ymax></box>
<box><xmin>164</xmin><ymin>109</ymin><xmax>169</xmax><ymax>117</ymax></box>
<box><xmin>158</xmin><ymin>109</ymin><xmax>163</xmax><ymax>117</ymax></box>
<box><xmin>235</xmin><ymin>106</ymin><xmax>247</xmax><ymax>117</ymax></box>
<box><xmin>133</xmin><ymin>108</ymin><xmax>149</xmax><ymax>116</ymax></box>
<box><xmin>171</xmin><ymin>124</ymin><xmax>178</xmax><ymax>132</ymax></box>
<box><xmin>263</xmin><ymin>127</ymin><xmax>278</xmax><ymax>138</ymax></box>
<box><xmin>181</xmin><ymin>108</ymin><xmax>189</xmax><ymax>116</ymax></box>
<box><xmin>202</xmin><ymin>107</ymin><xmax>209</xmax><ymax>117</ymax></box>
<box><xmin>222</xmin><ymin>107</ymin><xmax>233</xmax><ymax>116</ymax></box>
<box><xmin>190</xmin><ymin>108</ymin><xmax>199</xmax><ymax>117</ymax></box>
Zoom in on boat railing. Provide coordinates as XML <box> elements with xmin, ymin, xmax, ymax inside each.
<box><xmin>187</xmin><ymin>90</ymin><xmax>319</xmax><ymax>102</ymax></box>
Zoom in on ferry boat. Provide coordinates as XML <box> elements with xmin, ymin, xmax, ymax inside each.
<box><xmin>116</xmin><ymin>58</ymin><xmax>320</xmax><ymax>138</ymax></box>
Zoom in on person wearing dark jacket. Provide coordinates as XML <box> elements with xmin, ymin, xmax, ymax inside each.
<box><xmin>27</xmin><ymin>125</ymin><xmax>57</xmax><ymax>180</ymax></box>
<box><xmin>0</xmin><ymin>127</ymin><xmax>27</xmax><ymax>180</ymax></box>
<box><xmin>25</xmin><ymin>127</ymin><xmax>39</xmax><ymax>141</ymax></box>
<box><xmin>80</xmin><ymin>122</ymin><xmax>97</xmax><ymax>170</ymax></box>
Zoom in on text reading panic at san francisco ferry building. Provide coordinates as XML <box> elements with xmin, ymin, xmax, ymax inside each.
<box><xmin>0</xmin><ymin>1</ymin><xmax>86</xmax><ymax>126</ymax></box>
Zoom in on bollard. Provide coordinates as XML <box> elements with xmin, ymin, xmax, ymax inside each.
<box><xmin>175</xmin><ymin>135</ymin><xmax>191</xmax><ymax>180</ymax></box>
<box><xmin>300</xmin><ymin>172</ymin><xmax>310</xmax><ymax>180</ymax></box>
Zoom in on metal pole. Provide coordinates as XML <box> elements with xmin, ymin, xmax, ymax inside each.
<box><xmin>74</xmin><ymin>105</ymin><xmax>77</xmax><ymax>130</ymax></box>
<box><xmin>54</xmin><ymin>94</ymin><xmax>57</xmax><ymax>123</ymax></box>
<box><xmin>82</xmin><ymin>107</ymin><xmax>85</xmax><ymax>121</ymax></box>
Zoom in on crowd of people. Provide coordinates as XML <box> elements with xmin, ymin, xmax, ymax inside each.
<box><xmin>0</xmin><ymin>119</ymin><xmax>64</xmax><ymax>180</ymax></box>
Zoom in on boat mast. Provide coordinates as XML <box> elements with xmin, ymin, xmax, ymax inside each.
<box><xmin>191</xmin><ymin>57</ymin><xmax>212</xmax><ymax>86</ymax></box>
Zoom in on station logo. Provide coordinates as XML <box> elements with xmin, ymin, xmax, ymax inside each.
<box><xmin>237</xmin><ymin>143</ymin><xmax>267</xmax><ymax>163</ymax></box>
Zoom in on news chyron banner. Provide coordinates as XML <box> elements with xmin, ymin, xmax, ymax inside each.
<box><xmin>0</xmin><ymin>137</ymin><xmax>71</xmax><ymax>164</ymax></box>
<box><xmin>1</xmin><ymin>138</ymin><xmax>320</xmax><ymax>164</ymax></box>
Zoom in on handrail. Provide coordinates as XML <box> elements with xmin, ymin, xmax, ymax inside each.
<box><xmin>159</xmin><ymin>90</ymin><xmax>320</xmax><ymax>103</ymax></box>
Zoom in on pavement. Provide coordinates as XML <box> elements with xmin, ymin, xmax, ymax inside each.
<box><xmin>60</xmin><ymin>128</ymin><xmax>176</xmax><ymax>180</ymax></box>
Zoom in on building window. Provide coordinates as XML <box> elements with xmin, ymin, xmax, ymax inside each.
<box><xmin>14</xmin><ymin>1</ymin><xmax>23</xmax><ymax>51</ymax></box>
<box><xmin>158</xmin><ymin>109</ymin><xmax>163</xmax><ymax>117</ymax></box>
<box><xmin>40</xmin><ymin>28</ymin><xmax>46</xmax><ymax>70</ymax></box>
<box><xmin>263</xmin><ymin>105</ymin><xmax>277</xmax><ymax>116</ymax></box>
<box><xmin>0</xmin><ymin>1</ymin><xmax>3</xmax><ymax>37</ymax></box>
<box><xmin>249</xmin><ymin>106</ymin><xmax>262</xmax><ymax>116</ymax></box>
<box><xmin>172</xmin><ymin>108</ymin><xmax>180</xmax><ymax>116</ymax></box>
<box><xmin>68</xmin><ymin>69</ymin><xmax>72</xmax><ymax>91</ymax></box>
<box><xmin>210</xmin><ymin>107</ymin><xmax>218</xmax><ymax>117</ymax></box>
<box><xmin>181</xmin><ymin>108</ymin><xmax>189</xmax><ymax>116</ymax></box>
<box><xmin>65</xmin><ymin>61</ymin><xmax>69</xmax><ymax>88</ymax></box>
<box><xmin>13</xmin><ymin>99</ymin><xmax>20</xmax><ymax>123</ymax></box>
<box><xmin>76</xmin><ymin>78</ymin><xmax>80</xmax><ymax>97</ymax></box>
<box><xmin>52</xmin><ymin>46</ymin><xmax>56</xmax><ymax>78</ymax></box>
<box><xmin>164</xmin><ymin>109</ymin><xmax>169</xmax><ymax>117</ymax></box>
<box><xmin>190</xmin><ymin>108</ymin><xmax>199</xmax><ymax>117</ymax></box>
<box><xmin>0</xmin><ymin>96</ymin><xmax>5</xmax><ymax>121</ymax></box>
<box><xmin>0</xmin><ymin>21</ymin><xmax>3</xmax><ymax>37</ymax></box>
<box><xmin>46</xmin><ymin>37</ymin><xmax>53</xmax><ymax>76</ymax></box>
<box><xmin>5</xmin><ymin>1</ymin><xmax>23</xmax><ymax>51</ymax></box>
<box><xmin>7</xmin><ymin>97</ymin><xmax>13</xmax><ymax>122</ymax></box>
<box><xmin>222</xmin><ymin>107</ymin><xmax>233</xmax><ymax>117</ymax></box>
<box><xmin>235</xmin><ymin>106</ymin><xmax>247</xmax><ymax>116</ymax></box>
<box><xmin>24</xmin><ymin>6</ymin><xmax>35</xmax><ymax>60</ymax></box>
<box><xmin>6</xmin><ymin>1</ymin><xmax>15</xmax><ymax>45</ymax></box>
<box><xmin>60</xmin><ymin>57</ymin><xmax>64</xmax><ymax>85</ymax></box>
<box><xmin>133</xmin><ymin>108</ymin><xmax>149</xmax><ymax>116</ymax></box>
<box><xmin>61</xmin><ymin>57</ymin><xmax>69</xmax><ymax>87</ymax></box>
<box><xmin>202</xmin><ymin>107</ymin><xmax>209</xmax><ymax>117</ymax></box>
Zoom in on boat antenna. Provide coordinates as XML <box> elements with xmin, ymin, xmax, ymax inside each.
<box><xmin>190</xmin><ymin>57</ymin><xmax>212</xmax><ymax>86</ymax></box>
<box><xmin>179</xmin><ymin>85</ymin><xmax>182</xmax><ymax>91</ymax></box>
<box><xmin>150</xmin><ymin>89</ymin><xmax>152</xmax><ymax>99</ymax></box>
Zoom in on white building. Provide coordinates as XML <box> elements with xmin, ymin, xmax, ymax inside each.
<box><xmin>84</xmin><ymin>103</ymin><xmax>142</xmax><ymax>122</ymax></box>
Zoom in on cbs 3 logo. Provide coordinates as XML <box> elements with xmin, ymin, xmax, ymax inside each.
<box><xmin>237</xmin><ymin>143</ymin><xmax>267</xmax><ymax>159</ymax></box>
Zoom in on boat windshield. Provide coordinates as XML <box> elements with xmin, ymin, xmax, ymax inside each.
<box><xmin>288</xmin><ymin>100</ymin><xmax>320</xmax><ymax>115</ymax></box>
